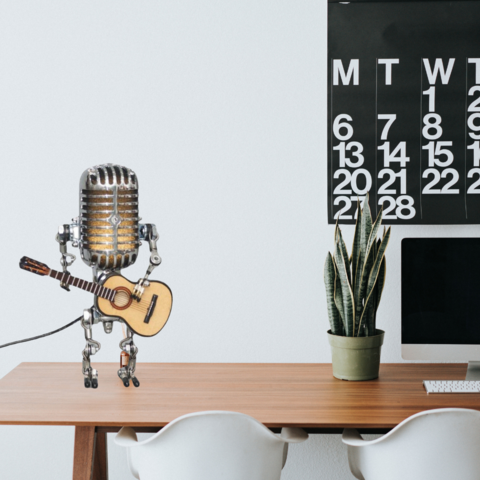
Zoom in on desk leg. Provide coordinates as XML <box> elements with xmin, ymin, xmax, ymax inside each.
<box><xmin>73</xmin><ymin>426</ymin><xmax>95</xmax><ymax>480</ymax></box>
<box><xmin>73</xmin><ymin>426</ymin><xmax>108</xmax><ymax>480</ymax></box>
<box><xmin>93</xmin><ymin>430</ymin><xmax>108</xmax><ymax>480</ymax></box>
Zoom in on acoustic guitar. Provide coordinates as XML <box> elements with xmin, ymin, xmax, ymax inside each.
<box><xmin>19</xmin><ymin>256</ymin><xmax>172</xmax><ymax>337</ymax></box>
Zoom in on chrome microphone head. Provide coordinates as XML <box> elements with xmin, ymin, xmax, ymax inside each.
<box><xmin>79</xmin><ymin>164</ymin><xmax>139</xmax><ymax>270</ymax></box>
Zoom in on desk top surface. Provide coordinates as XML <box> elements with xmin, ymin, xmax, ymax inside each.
<box><xmin>0</xmin><ymin>362</ymin><xmax>477</xmax><ymax>430</ymax></box>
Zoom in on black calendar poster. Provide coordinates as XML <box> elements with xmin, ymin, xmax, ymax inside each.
<box><xmin>328</xmin><ymin>0</ymin><xmax>480</xmax><ymax>224</ymax></box>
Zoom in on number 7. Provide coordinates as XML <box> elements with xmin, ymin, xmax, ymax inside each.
<box><xmin>378</xmin><ymin>114</ymin><xmax>397</xmax><ymax>140</ymax></box>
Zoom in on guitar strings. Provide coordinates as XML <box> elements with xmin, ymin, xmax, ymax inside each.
<box><xmin>108</xmin><ymin>289</ymin><xmax>166</xmax><ymax>313</ymax></box>
<box><xmin>111</xmin><ymin>297</ymin><xmax>153</xmax><ymax>313</ymax></box>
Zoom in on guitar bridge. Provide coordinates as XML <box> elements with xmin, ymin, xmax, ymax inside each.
<box><xmin>143</xmin><ymin>294</ymin><xmax>158</xmax><ymax>324</ymax></box>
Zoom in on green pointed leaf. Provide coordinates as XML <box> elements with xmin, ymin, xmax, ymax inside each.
<box><xmin>360</xmin><ymin>193</ymin><xmax>373</xmax><ymax>254</ymax></box>
<box><xmin>324</xmin><ymin>253</ymin><xmax>343</xmax><ymax>335</ymax></box>
<box><xmin>333</xmin><ymin>260</ymin><xmax>343</xmax><ymax>319</ymax></box>
<box><xmin>357</xmin><ymin>227</ymin><xmax>391</xmax><ymax>336</ymax></box>
<box><xmin>333</xmin><ymin>262</ymin><xmax>346</xmax><ymax>333</ymax></box>
<box><xmin>354</xmin><ymin>203</ymin><xmax>382</xmax><ymax>333</ymax></box>
<box><xmin>351</xmin><ymin>200</ymin><xmax>362</xmax><ymax>291</ymax></box>
<box><xmin>353</xmin><ymin>195</ymin><xmax>372</xmax><ymax>322</ymax></box>
<box><xmin>369</xmin><ymin>257</ymin><xmax>386</xmax><ymax>335</ymax></box>
<box><xmin>335</xmin><ymin>227</ymin><xmax>351</xmax><ymax>287</ymax></box>
<box><xmin>375</xmin><ymin>257</ymin><xmax>386</xmax><ymax>310</ymax></box>
<box><xmin>366</xmin><ymin>280</ymin><xmax>377</xmax><ymax>336</ymax></box>
<box><xmin>335</xmin><ymin>240</ymin><xmax>355</xmax><ymax>336</ymax></box>
<box><xmin>365</xmin><ymin>206</ymin><xmax>383</xmax><ymax>262</ymax></box>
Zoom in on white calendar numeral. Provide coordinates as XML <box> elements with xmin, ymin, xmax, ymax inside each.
<box><xmin>350</xmin><ymin>169</ymin><xmax>372</xmax><ymax>195</ymax></box>
<box><xmin>333</xmin><ymin>169</ymin><xmax>352</xmax><ymax>194</ymax></box>
<box><xmin>467</xmin><ymin>114</ymin><xmax>480</xmax><ymax>140</ymax></box>
<box><xmin>332</xmin><ymin>113</ymin><xmax>369</xmax><ymax>220</ymax></box>
<box><xmin>378</xmin><ymin>141</ymin><xmax>409</xmax><ymax>167</ymax></box>
<box><xmin>379</xmin><ymin>196</ymin><xmax>397</xmax><ymax>218</ymax></box>
<box><xmin>441</xmin><ymin>168</ymin><xmax>460</xmax><ymax>193</ymax></box>
<box><xmin>378</xmin><ymin>195</ymin><xmax>416</xmax><ymax>220</ymax></box>
<box><xmin>423</xmin><ymin>86</ymin><xmax>436</xmax><ymax>112</ymax></box>
<box><xmin>396</xmin><ymin>196</ymin><xmax>416</xmax><ymax>219</ymax></box>
<box><xmin>333</xmin><ymin>142</ymin><xmax>364</xmax><ymax>168</ymax></box>
<box><xmin>422</xmin><ymin>141</ymin><xmax>454</xmax><ymax>167</ymax></box>
<box><xmin>467</xmin><ymin>141</ymin><xmax>480</xmax><ymax>167</ymax></box>
<box><xmin>467</xmin><ymin>168</ymin><xmax>480</xmax><ymax>193</ymax></box>
<box><xmin>378</xmin><ymin>114</ymin><xmax>396</xmax><ymax>140</ymax></box>
<box><xmin>420</xmin><ymin>98</ymin><xmax>459</xmax><ymax>197</ymax></box>
<box><xmin>422</xmin><ymin>169</ymin><xmax>441</xmax><ymax>193</ymax></box>
<box><xmin>333</xmin><ymin>169</ymin><xmax>372</xmax><ymax>195</ymax></box>
<box><xmin>334</xmin><ymin>196</ymin><xmax>353</xmax><ymax>219</ymax></box>
<box><xmin>422</xmin><ymin>113</ymin><xmax>443</xmax><ymax>140</ymax></box>
<box><xmin>376</xmin><ymin>113</ymin><xmax>412</xmax><ymax>218</ymax></box>
<box><xmin>422</xmin><ymin>168</ymin><xmax>459</xmax><ymax>194</ymax></box>
<box><xmin>468</xmin><ymin>86</ymin><xmax>480</xmax><ymax>112</ymax></box>
<box><xmin>378</xmin><ymin>168</ymin><xmax>407</xmax><ymax>194</ymax></box>
<box><xmin>333</xmin><ymin>114</ymin><xmax>354</xmax><ymax>141</ymax></box>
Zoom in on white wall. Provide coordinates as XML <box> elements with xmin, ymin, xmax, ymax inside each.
<box><xmin>0</xmin><ymin>1</ymin><xmax>478</xmax><ymax>479</ymax></box>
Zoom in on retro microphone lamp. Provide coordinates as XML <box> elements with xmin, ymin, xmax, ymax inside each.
<box><xmin>49</xmin><ymin>164</ymin><xmax>173</xmax><ymax>388</ymax></box>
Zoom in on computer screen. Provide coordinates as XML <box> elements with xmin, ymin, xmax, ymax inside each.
<box><xmin>402</xmin><ymin>238</ymin><xmax>480</xmax><ymax>360</ymax></box>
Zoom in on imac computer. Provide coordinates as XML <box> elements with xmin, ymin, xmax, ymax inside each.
<box><xmin>402</xmin><ymin>237</ymin><xmax>480</xmax><ymax>381</ymax></box>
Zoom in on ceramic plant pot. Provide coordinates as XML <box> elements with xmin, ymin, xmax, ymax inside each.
<box><xmin>327</xmin><ymin>329</ymin><xmax>385</xmax><ymax>381</ymax></box>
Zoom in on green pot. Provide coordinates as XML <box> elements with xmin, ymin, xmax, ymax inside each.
<box><xmin>327</xmin><ymin>329</ymin><xmax>385</xmax><ymax>381</ymax></box>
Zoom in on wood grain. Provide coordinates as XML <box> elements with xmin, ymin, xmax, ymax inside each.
<box><xmin>92</xmin><ymin>429</ymin><xmax>108</xmax><ymax>480</ymax></box>
<box><xmin>73</xmin><ymin>426</ymin><xmax>95</xmax><ymax>480</ymax></box>
<box><xmin>0</xmin><ymin>362</ymin><xmax>477</xmax><ymax>430</ymax></box>
<box><xmin>97</xmin><ymin>276</ymin><xmax>172</xmax><ymax>337</ymax></box>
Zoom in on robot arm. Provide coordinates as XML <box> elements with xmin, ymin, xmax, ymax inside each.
<box><xmin>132</xmin><ymin>223</ymin><xmax>162</xmax><ymax>300</ymax></box>
<box><xmin>55</xmin><ymin>221</ymin><xmax>79</xmax><ymax>291</ymax></box>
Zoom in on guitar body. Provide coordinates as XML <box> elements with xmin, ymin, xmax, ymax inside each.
<box><xmin>96</xmin><ymin>275</ymin><xmax>173</xmax><ymax>337</ymax></box>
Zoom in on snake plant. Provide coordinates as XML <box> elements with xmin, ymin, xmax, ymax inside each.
<box><xmin>324</xmin><ymin>194</ymin><xmax>390</xmax><ymax>337</ymax></box>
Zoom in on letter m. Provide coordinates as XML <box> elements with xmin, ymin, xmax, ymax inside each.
<box><xmin>333</xmin><ymin>59</ymin><xmax>359</xmax><ymax>86</ymax></box>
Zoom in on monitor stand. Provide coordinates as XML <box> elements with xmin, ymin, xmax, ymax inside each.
<box><xmin>465</xmin><ymin>361</ymin><xmax>480</xmax><ymax>380</ymax></box>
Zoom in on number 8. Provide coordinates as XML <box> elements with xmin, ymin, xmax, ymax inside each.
<box><xmin>396</xmin><ymin>195</ymin><xmax>416</xmax><ymax>220</ymax></box>
<box><xmin>422</xmin><ymin>114</ymin><xmax>443</xmax><ymax>140</ymax></box>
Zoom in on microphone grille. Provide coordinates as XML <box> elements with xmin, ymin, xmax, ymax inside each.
<box><xmin>79</xmin><ymin>164</ymin><xmax>140</xmax><ymax>270</ymax></box>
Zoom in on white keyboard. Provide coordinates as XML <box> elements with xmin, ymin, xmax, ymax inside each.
<box><xmin>424</xmin><ymin>380</ymin><xmax>480</xmax><ymax>393</ymax></box>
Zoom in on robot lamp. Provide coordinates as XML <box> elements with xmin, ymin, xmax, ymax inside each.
<box><xmin>19</xmin><ymin>164</ymin><xmax>173</xmax><ymax>388</ymax></box>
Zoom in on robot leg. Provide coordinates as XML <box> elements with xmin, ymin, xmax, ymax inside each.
<box><xmin>81</xmin><ymin>308</ymin><xmax>101</xmax><ymax>389</ymax></box>
<box><xmin>118</xmin><ymin>326</ymin><xmax>140</xmax><ymax>388</ymax></box>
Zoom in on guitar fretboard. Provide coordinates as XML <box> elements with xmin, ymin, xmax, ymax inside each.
<box><xmin>49</xmin><ymin>269</ymin><xmax>116</xmax><ymax>301</ymax></box>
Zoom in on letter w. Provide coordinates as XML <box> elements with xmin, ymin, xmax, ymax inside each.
<box><xmin>423</xmin><ymin>59</ymin><xmax>455</xmax><ymax>85</ymax></box>
<box><xmin>333</xmin><ymin>59</ymin><xmax>359</xmax><ymax>86</ymax></box>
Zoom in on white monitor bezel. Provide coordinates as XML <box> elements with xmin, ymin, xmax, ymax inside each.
<box><xmin>402</xmin><ymin>344</ymin><xmax>480</xmax><ymax>361</ymax></box>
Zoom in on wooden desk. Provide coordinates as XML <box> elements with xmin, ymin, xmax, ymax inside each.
<box><xmin>0</xmin><ymin>362</ymin><xmax>478</xmax><ymax>480</ymax></box>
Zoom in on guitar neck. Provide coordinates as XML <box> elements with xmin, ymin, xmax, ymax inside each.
<box><xmin>49</xmin><ymin>269</ymin><xmax>115</xmax><ymax>301</ymax></box>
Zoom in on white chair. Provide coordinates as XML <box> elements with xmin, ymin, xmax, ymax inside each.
<box><xmin>342</xmin><ymin>408</ymin><xmax>480</xmax><ymax>480</ymax></box>
<box><xmin>115</xmin><ymin>410</ymin><xmax>308</xmax><ymax>480</ymax></box>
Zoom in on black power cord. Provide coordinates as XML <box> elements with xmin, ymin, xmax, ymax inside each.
<box><xmin>0</xmin><ymin>315</ymin><xmax>83</xmax><ymax>349</ymax></box>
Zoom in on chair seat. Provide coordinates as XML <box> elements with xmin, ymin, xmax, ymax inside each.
<box><xmin>342</xmin><ymin>408</ymin><xmax>480</xmax><ymax>480</ymax></box>
<box><xmin>115</xmin><ymin>410</ymin><xmax>308</xmax><ymax>480</ymax></box>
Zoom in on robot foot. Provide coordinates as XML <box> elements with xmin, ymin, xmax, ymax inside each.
<box><xmin>84</xmin><ymin>371</ymin><xmax>98</xmax><ymax>389</ymax></box>
<box><xmin>118</xmin><ymin>368</ymin><xmax>140</xmax><ymax>388</ymax></box>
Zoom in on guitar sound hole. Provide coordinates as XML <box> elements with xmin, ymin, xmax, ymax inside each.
<box><xmin>111</xmin><ymin>287</ymin><xmax>133</xmax><ymax>310</ymax></box>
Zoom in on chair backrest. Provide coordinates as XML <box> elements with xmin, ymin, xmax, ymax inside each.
<box><xmin>348</xmin><ymin>408</ymin><xmax>480</xmax><ymax>480</ymax></box>
<box><xmin>118</xmin><ymin>411</ymin><xmax>289</xmax><ymax>480</ymax></box>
